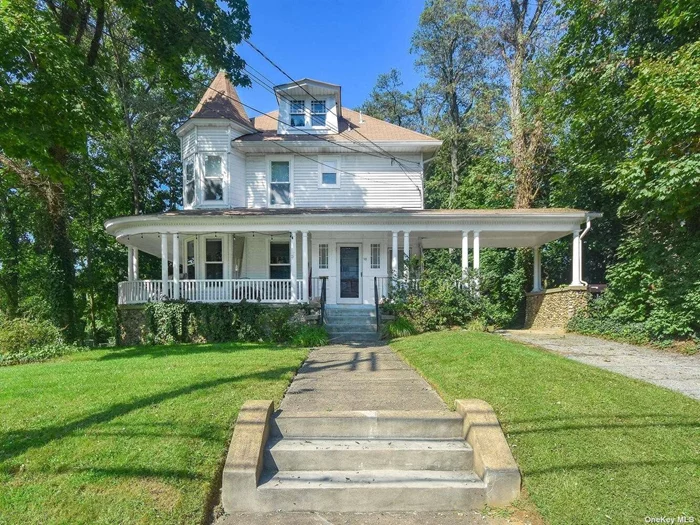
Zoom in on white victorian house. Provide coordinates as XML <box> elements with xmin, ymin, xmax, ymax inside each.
<box><xmin>105</xmin><ymin>72</ymin><xmax>598</xmax><ymax>310</ymax></box>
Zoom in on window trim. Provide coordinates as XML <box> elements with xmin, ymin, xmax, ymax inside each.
<box><xmin>317</xmin><ymin>156</ymin><xmax>340</xmax><ymax>188</ymax></box>
<box><xmin>267</xmin><ymin>156</ymin><xmax>294</xmax><ymax>207</ymax></box>
<box><xmin>289</xmin><ymin>99</ymin><xmax>306</xmax><ymax>128</ymax></box>
<box><xmin>318</xmin><ymin>243</ymin><xmax>329</xmax><ymax>269</ymax></box>
<box><xmin>202</xmin><ymin>153</ymin><xmax>225</xmax><ymax>203</ymax></box>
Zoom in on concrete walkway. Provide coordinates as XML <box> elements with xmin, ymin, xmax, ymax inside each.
<box><xmin>501</xmin><ymin>330</ymin><xmax>700</xmax><ymax>401</ymax></box>
<box><xmin>280</xmin><ymin>343</ymin><xmax>447</xmax><ymax>412</ymax></box>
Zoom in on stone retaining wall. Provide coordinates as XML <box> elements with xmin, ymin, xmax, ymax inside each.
<box><xmin>116</xmin><ymin>304</ymin><xmax>149</xmax><ymax>346</ymax></box>
<box><xmin>524</xmin><ymin>286</ymin><xmax>589</xmax><ymax>330</ymax></box>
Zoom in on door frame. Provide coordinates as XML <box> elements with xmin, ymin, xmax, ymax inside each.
<box><xmin>336</xmin><ymin>243</ymin><xmax>362</xmax><ymax>304</ymax></box>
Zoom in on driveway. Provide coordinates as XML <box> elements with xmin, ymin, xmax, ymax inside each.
<box><xmin>501</xmin><ymin>330</ymin><xmax>700</xmax><ymax>401</ymax></box>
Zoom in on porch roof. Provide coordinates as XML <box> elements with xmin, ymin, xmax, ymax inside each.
<box><xmin>105</xmin><ymin>207</ymin><xmax>600</xmax><ymax>258</ymax></box>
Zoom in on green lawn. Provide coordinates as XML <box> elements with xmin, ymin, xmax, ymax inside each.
<box><xmin>391</xmin><ymin>331</ymin><xmax>700</xmax><ymax>525</ymax></box>
<box><xmin>0</xmin><ymin>343</ymin><xmax>308</xmax><ymax>525</ymax></box>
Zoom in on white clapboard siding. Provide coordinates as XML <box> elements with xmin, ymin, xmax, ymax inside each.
<box><xmin>182</xmin><ymin>129</ymin><xmax>196</xmax><ymax>159</ymax></box>
<box><xmin>246</xmin><ymin>155</ymin><xmax>268</xmax><ymax>207</ymax></box>
<box><xmin>243</xmin><ymin>153</ymin><xmax>423</xmax><ymax>209</ymax></box>
<box><xmin>229</xmin><ymin>149</ymin><xmax>246</xmax><ymax>207</ymax></box>
<box><xmin>196</xmin><ymin>126</ymin><xmax>230</xmax><ymax>152</ymax></box>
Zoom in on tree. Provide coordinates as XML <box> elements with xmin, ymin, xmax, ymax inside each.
<box><xmin>359</xmin><ymin>69</ymin><xmax>415</xmax><ymax>128</ymax></box>
<box><xmin>0</xmin><ymin>0</ymin><xmax>250</xmax><ymax>339</ymax></box>
<box><xmin>411</xmin><ymin>0</ymin><xmax>488</xmax><ymax>206</ymax></box>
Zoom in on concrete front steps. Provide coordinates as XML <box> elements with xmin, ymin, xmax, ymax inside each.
<box><xmin>324</xmin><ymin>306</ymin><xmax>379</xmax><ymax>343</ymax></box>
<box><xmin>222</xmin><ymin>403</ymin><xmax>521</xmax><ymax>513</ymax></box>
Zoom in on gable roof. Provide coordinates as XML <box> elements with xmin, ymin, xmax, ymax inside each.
<box><xmin>190</xmin><ymin>71</ymin><xmax>252</xmax><ymax>129</ymax></box>
<box><xmin>239</xmin><ymin>108</ymin><xmax>441</xmax><ymax>144</ymax></box>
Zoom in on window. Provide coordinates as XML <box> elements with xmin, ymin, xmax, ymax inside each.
<box><xmin>318</xmin><ymin>244</ymin><xmax>329</xmax><ymax>269</ymax></box>
<box><xmin>205</xmin><ymin>238</ymin><xmax>223</xmax><ymax>279</ymax></box>
<box><xmin>204</xmin><ymin>155</ymin><xmax>224</xmax><ymax>201</ymax></box>
<box><xmin>311</xmin><ymin>100</ymin><xmax>326</xmax><ymax>126</ymax></box>
<box><xmin>318</xmin><ymin>159</ymin><xmax>339</xmax><ymax>187</ymax></box>
<box><xmin>290</xmin><ymin>100</ymin><xmax>305</xmax><ymax>127</ymax></box>
<box><xmin>186</xmin><ymin>240</ymin><xmax>196</xmax><ymax>279</ymax></box>
<box><xmin>270</xmin><ymin>160</ymin><xmax>291</xmax><ymax>206</ymax></box>
<box><xmin>370</xmin><ymin>244</ymin><xmax>381</xmax><ymax>269</ymax></box>
<box><xmin>269</xmin><ymin>243</ymin><xmax>291</xmax><ymax>279</ymax></box>
<box><xmin>184</xmin><ymin>158</ymin><xmax>195</xmax><ymax>206</ymax></box>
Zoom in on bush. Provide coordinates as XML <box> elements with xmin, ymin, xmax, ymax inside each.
<box><xmin>290</xmin><ymin>325</ymin><xmax>329</xmax><ymax>347</ymax></box>
<box><xmin>0</xmin><ymin>317</ymin><xmax>63</xmax><ymax>355</ymax></box>
<box><xmin>0</xmin><ymin>317</ymin><xmax>84</xmax><ymax>366</ymax></box>
<box><xmin>144</xmin><ymin>301</ymin><xmax>317</xmax><ymax>346</ymax></box>
<box><xmin>382</xmin><ymin>317</ymin><xmax>417</xmax><ymax>339</ymax></box>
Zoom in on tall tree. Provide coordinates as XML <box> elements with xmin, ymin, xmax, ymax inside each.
<box><xmin>359</xmin><ymin>69</ymin><xmax>415</xmax><ymax>129</ymax></box>
<box><xmin>0</xmin><ymin>0</ymin><xmax>250</xmax><ymax>339</ymax></box>
<box><xmin>412</xmin><ymin>0</ymin><xmax>487</xmax><ymax>206</ymax></box>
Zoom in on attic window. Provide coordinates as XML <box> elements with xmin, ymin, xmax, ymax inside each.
<box><xmin>290</xmin><ymin>100</ymin><xmax>305</xmax><ymax>127</ymax></box>
<box><xmin>311</xmin><ymin>100</ymin><xmax>326</xmax><ymax>126</ymax></box>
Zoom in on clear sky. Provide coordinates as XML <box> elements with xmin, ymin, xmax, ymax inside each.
<box><xmin>235</xmin><ymin>0</ymin><xmax>427</xmax><ymax>115</ymax></box>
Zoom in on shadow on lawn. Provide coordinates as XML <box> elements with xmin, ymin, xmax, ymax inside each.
<box><xmin>98</xmin><ymin>342</ymin><xmax>280</xmax><ymax>361</ymax></box>
<box><xmin>0</xmin><ymin>365</ymin><xmax>296</xmax><ymax>463</ymax></box>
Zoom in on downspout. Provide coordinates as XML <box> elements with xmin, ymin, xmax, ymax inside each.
<box><xmin>578</xmin><ymin>213</ymin><xmax>603</xmax><ymax>287</ymax></box>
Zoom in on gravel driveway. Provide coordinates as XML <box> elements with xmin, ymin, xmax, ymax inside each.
<box><xmin>501</xmin><ymin>330</ymin><xmax>700</xmax><ymax>401</ymax></box>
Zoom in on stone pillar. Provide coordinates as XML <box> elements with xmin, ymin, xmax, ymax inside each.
<box><xmin>290</xmin><ymin>231</ymin><xmax>297</xmax><ymax>303</ymax></box>
<box><xmin>172</xmin><ymin>233</ymin><xmax>180</xmax><ymax>300</ymax></box>
<box><xmin>301</xmin><ymin>231</ymin><xmax>309</xmax><ymax>303</ymax></box>
<box><xmin>391</xmin><ymin>231</ymin><xmax>399</xmax><ymax>279</ymax></box>
<box><xmin>473</xmin><ymin>230</ymin><xmax>481</xmax><ymax>270</ymax></box>
<box><xmin>570</xmin><ymin>230</ymin><xmax>583</xmax><ymax>287</ymax></box>
<box><xmin>532</xmin><ymin>245</ymin><xmax>542</xmax><ymax>292</ymax></box>
<box><xmin>461</xmin><ymin>230</ymin><xmax>470</xmax><ymax>275</ymax></box>
<box><xmin>161</xmin><ymin>233</ymin><xmax>169</xmax><ymax>297</ymax></box>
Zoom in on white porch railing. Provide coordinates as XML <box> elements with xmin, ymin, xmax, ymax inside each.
<box><xmin>118</xmin><ymin>279</ymin><xmax>305</xmax><ymax>305</ymax></box>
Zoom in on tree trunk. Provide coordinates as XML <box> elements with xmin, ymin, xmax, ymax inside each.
<box><xmin>508</xmin><ymin>54</ymin><xmax>536</xmax><ymax>209</ymax></box>
<box><xmin>0</xmin><ymin>188</ymin><xmax>20</xmax><ymax>318</ymax></box>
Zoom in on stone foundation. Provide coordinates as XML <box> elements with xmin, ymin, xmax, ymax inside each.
<box><xmin>524</xmin><ymin>286</ymin><xmax>589</xmax><ymax>330</ymax></box>
<box><xmin>116</xmin><ymin>304</ymin><xmax>149</xmax><ymax>346</ymax></box>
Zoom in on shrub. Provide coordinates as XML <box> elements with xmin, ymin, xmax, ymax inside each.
<box><xmin>0</xmin><ymin>317</ymin><xmax>63</xmax><ymax>355</ymax></box>
<box><xmin>144</xmin><ymin>301</ymin><xmax>317</xmax><ymax>346</ymax></box>
<box><xmin>382</xmin><ymin>317</ymin><xmax>417</xmax><ymax>339</ymax></box>
<box><xmin>290</xmin><ymin>325</ymin><xmax>329</xmax><ymax>347</ymax></box>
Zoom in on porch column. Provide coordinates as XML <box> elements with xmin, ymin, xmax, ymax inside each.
<box><xmin>301</xmin><ymin>231</ymin><xmax>309</xmax><ymax>303</ymax></box>
<box><xmin>391</xmin><ymin>231</ymin><xmax>399</xmax><ymax>279</ymax></box>
<box><xmin>172</xmin><ymin>233</ymin><xmax>180</xmax><ymax>300</ymax></box>
<box><xmin>532</xmin><ymin>246</ymin><xmax>543</xmax><ymax>292</ymax></box>
<box><xmin>461</xmin><ymin>230</ymin><xmax>470</xmax><ymax>275</ymax></box>
<box><xmin>161</xmin><ymin>233</ymin><xmax>169</xmax><ymax>298</ymax></box>
<box><xmin>127</xmin><ymin>247</ymin><xmax>135</xmax><ymax>281</ymax></box>
<box><xmin>402</xmin><ymin>230</ymin><xmax>410</xmax><ymax>279</ymax></box>
<box><xmin>473</xmin><ymin>230</ymin><xmax>481</xmax><ymax>270</ymax></box>
<box><xmin>290</xmin><ymin>231</ymin><xmax>297</xmax><ymax>303</ymax></box>
<box><xmin>570</xmin><ymin>229</ymin><xmax>584</xmax><ymax>287</ymax></box>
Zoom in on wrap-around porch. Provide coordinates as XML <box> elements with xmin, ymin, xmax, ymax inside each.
<box><xmin>106</xmin><ymin>208</ymin><xmax>599</xmax><ymax>306</ymax></box>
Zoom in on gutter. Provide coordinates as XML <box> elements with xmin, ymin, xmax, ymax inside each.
<box><xmin>578</xmin><ymin>212</ymin><xmax>603</xmax><ymax>286</ymax></box>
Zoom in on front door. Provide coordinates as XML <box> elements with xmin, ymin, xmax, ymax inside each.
<box><xmin>338</xmin><ymin>245</ymin><xmax>361</xmax><ymax>304</ymax></box>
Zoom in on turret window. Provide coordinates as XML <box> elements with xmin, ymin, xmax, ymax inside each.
<box><xmin>184</xmin><ymin>158</ymin><xmax>195</xmax><ymax>207</ymax></box>
<box><xmin>203</xmin><ymin>155</ymin><xmax>224</xmax><ymax>201</ymax></box>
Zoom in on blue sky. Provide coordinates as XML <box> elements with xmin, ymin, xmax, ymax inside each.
<box><xmin>235</xmin><ymin>0</ymin><xmax>426</xmax><ymax>114</ymax></box>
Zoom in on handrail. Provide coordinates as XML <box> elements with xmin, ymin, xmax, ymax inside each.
<box><xmin>374</xmin><ymin>277</ymin><xmax>380</xmax><ymax>333</ymax></box>
<box><xmin>319</xmin><ymin>277</ymin><xmax>327</xmax><ymax>326</ymax></box>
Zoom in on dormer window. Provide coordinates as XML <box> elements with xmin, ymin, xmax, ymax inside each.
<box><xmin>311</xmin><ymin>101</ymin><xmax>326</xmax><ymax>126</ymax></box>
<box><xmin>290</xmin><ymin>100</ymin><xmax>305</xmax><ymax>127</ymax></box>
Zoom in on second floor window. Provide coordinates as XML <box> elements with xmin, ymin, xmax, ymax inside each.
<box><xmin>319</xmin><ymin>158</ymin><xmax>339</xmax><ymax>187</ymax></box>
<box><xmin>184</xmin><ymin>159</ymin><xmax>195</xmax><ymax>206</ymax></box>
<box><xmin>204</xmin><ymin>155</ymin><xmax>223</xmax><ymax>201</ymax></box>
<box><xmin>270</xmin><ymin>160</ymin><xmax>291</xmax><ymax>206</ymax></box>
<box><xmin>290</xmin><ymin>100</ymin><xmax>305</xmax><ymax>127</ymax></box>
<box><xmin>311</xmin><ymin>100</ymin><xmax>326</xmax><ymax>126</ymax></box>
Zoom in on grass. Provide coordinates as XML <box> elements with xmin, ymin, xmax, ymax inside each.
<box><xmin>391</xmin><ymin>331</ymin><xmax>700</xmax><ymax>525</ymax></box>
<box><xmin>0</xmin><ymin>342</ymin><xmax>308</xmax><ymax>525</ymax></box>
